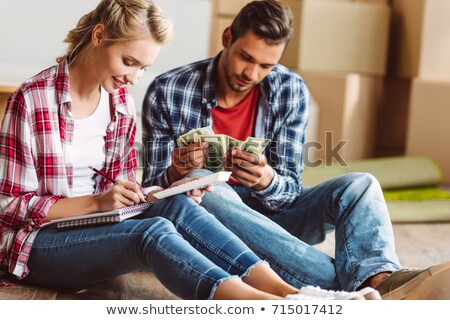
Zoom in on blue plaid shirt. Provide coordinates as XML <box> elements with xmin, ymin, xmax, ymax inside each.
<box><xmin>142</xmin><ymin>54</ymin><xmax>310</xmax><ymax>211</ymax></box>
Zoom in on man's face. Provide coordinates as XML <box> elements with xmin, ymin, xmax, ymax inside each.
<box><xmin>221</xmin><ymin>30</ymin><xmax>285</xmax><ymax>94</ymax></box>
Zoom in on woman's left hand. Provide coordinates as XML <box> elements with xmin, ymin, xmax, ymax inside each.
<box><xmin>171</xmin><ymin>178</ymin><xmax>214</xmax><ymax>204</ymax></box>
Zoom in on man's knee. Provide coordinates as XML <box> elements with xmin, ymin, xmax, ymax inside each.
<box><xmin>337</xmin><ymin>172</ymin><xmax>382</xmax><ymax>197</ymax></box>
<box><xmin>348</xmin><ymin>172</ymin><xmax>380</xmax><ymax>187</ymax></box>
<box><xmin>185</xmin><ymin>169</ymin><xmax>213</xmax><ymax>178</ymax></box>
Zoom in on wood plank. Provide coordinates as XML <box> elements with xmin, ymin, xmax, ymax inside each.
<box><xmin>392</xmin><ymin>223</ymin><xmax>450</xmax><ymax>268</ymax></box>
<box><xmin>55</xmin><ymin>271</ymin><xmax>179</xmax><ymax>300</ymax></box>
<box><xmin>0</xmin><ymin>281</ymin><xmax>57</xmax><ymax>300</ymax></box>
<box><xmin>119</xmin><ymin>271</ymin><xmax>179</xmax><ymax>300</ymax></box>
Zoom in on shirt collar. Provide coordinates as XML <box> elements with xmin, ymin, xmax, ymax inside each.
<box><xmin>110</xmin><ymin>89</ymin><xmax>131</xmax><ymax>116</ymax></box>
<box><xmin>55</xmin><ymin>59</ymin><xmax>71</xmax><ymax>106</ymax></box>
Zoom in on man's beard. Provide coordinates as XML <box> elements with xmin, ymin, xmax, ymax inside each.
<box><xmin>222</xmin><ymin>53</ymin><xmax>255</xmax><ymax>94</ymax></box>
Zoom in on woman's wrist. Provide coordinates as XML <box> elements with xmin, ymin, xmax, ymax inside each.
<box><xmin>91</xmin><ymin>193</ymin><xmax>102</xmax><ymax>212</ymax></box>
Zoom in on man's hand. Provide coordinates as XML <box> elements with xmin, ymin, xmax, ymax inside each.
<box><xmin>168</xmin><ymin>142</ymin><xmax>207</xmax><ymax>183</ymax></box>
<box><xmin>225</xmin><ymin>149</ymin><xmax>274</xmax><ymax>190</ymax></box>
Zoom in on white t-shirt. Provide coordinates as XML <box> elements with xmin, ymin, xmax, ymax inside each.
<box><xmin>71</xmin><ymin>87</ymin><xmax>111</xmax><ymax>197</ymax></box>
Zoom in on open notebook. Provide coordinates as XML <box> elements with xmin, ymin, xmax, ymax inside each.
<box><xmin>42</xmin><ymin>172</ymin><xmax>232</xmax><ymax>230</ymax></box>
<box><xmin>41</xmin><ymin>202</ymin><xmax>152</xmax><ymax>230</ymax></box>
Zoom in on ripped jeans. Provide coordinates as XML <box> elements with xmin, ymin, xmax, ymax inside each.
<box><xmin>24</xmin><ymin>194</ymin><xmax>263</xmax><ymax>299</ymax></box>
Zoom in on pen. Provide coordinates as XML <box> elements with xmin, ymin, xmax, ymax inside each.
<box><xmin>88</xmin><ymin>166</ymin><xmax>147</xmax><ymax>203</ymax></box>
<box><xmin>88</xmin><ymin>166</ymin><xmax>116</xmax><ymax>184</ymax></box>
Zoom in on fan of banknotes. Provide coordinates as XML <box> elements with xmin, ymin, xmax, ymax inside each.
<box><xmin>177</xmin><ymin>127</ymin><xmax>271</xmax><ymax>172</ymax></box>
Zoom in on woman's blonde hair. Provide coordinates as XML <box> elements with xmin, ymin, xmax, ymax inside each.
<box><xmin>57</xmin><ymin>0</ymin><xmax>173</xmax><ymax>63</ymax></box>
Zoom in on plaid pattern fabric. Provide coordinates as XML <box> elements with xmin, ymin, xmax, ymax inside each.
<box><xmin>142</xmin><ymin>54</ymin><xmax>310</xmax><ymax>211</ymax></box>
<box><xmin>0</xmin><ymin>59</ymin><xmax>138</xmax><ymax>279</ymax></box>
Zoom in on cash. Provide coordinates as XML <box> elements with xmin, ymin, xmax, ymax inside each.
<box><xmin>177</xmin><ymin>127</ymin><xmax>271</xmax><ymax>172</ymax></box>
<box><xmin>176</xmin><ymin>126</ymin><xmax>215</xmax><ymax>146</ymax></box>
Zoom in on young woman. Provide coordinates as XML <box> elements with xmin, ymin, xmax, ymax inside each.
<box><xmin>0</xmin><ymin>0</ymin><xmax>305</xmax><ymax>300</ymax></box>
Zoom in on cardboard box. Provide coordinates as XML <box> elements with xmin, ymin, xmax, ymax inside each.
<box><xmin>349</xmin><ymin>0</ymin><xmax>391</xmax><ymax>4</ymax></box>
<box><xmin>388</xmin><ymin>0</ymin><xmax>450</xmax><ymax>80</ymax></box>
<box><xmin>337</xmin><ymin>0</ymin><xmax>391</xmax><ymax>3</ymax></box>
<box><xmin>209</xmin><ymin>16</ymin><xmax>233</xmax><ymax>56</ymax></box>
<box><xmin>0</xmin><ymin>85</ymin><xmax>16</xmax><ymax>124</ymax></box>
<box><xmin>406</xmin><ymin>79</ymin><xmax>450</xmax><ymax>184</ymax></box>
<box><xmin>281</xmin><ymin>0</ymin><xmax>390</xmax><ymax>75</ymax></box>
<box><xmin>298</xmin><ymin>70</ymin><xmax>384</xmax><ymax>163</ymax></box>
<box><xmin>374</xmin><ymin>78</ymin><xmax>411</xmax><ymax>157</ymax></box>
<box><xmin>209</xmin><ymin>1</ymin><xmax>253</xmax><ymax>56</ymax></box>
<box><xmin>0</xmin><ymin>94</ymin><xmax>7</xmax><ymax>124</ymax></box>
<box><xmin>212</xmin><ymin>0</ymin><xmax>253</xmax><ymax>15</ymax></box>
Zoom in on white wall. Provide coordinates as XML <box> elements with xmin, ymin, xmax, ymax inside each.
<box><xmin>0</xmin><ymin>0</ymin><xmax>213</xmax><ymax>113</ymax></box>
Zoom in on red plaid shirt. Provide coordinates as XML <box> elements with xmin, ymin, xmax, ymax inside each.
<box><xmin>0</xmin><ymin>59</ymin><xmax>138</xmax><ymax>280</ymax></box>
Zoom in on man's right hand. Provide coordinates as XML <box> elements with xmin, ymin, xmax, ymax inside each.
<box><xmin>168</xmin><ymin>142</ymin><xmax>207</xmax><ymax>184</ymax></box>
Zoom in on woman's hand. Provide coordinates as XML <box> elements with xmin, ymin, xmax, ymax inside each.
<box><xmin>170</xmin><ymin>178</ymin><xmax>214</xmax><ymax>204</ymax></box>
<box><xmin>95</xmin><ymin>180</ymin><xmax>146</xmax><ymax>212</ymax></box>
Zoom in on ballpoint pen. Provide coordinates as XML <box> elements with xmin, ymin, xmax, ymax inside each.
<box><xmin>88</xmin><ymin>166</ymin><xmax>147</xmax><ymax>202</ymax></box>
<box><xmin>88</xmin><ymin>166</ymin><xmax>116</xmax><ymax>184</ymax></box>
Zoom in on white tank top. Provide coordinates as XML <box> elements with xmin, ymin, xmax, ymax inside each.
<box><xmin>72</xmin><ymin>87</ymin><xmax>111</xmax><ymax>197</ymax></box>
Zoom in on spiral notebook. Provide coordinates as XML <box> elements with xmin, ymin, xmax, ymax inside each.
<box><xmin>42</xmin><ymin>202</ymin><xmax>153</xmax><ymax>230</ymax></box>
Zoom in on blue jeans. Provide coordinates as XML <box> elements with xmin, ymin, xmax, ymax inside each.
<box><xmin>24</xmin><ymin>195</ymin><xmax>262</xmax><ymax>299</ymax></box>
<box><xmin>189</xmin><ymin>169</ymin><xmax>401</xmax><ymax>291</ymax></box>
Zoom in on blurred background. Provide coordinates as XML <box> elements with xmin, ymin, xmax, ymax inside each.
<box><xmin>0</xmin><ymin>0</ymin><xmax>449</xmax><ymax>185</ymax></box>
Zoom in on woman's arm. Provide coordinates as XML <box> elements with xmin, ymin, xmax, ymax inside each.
<box><xmin>0</xmin><ymin>91</ymin><xmax>63</xmax><ymax>230</ymax></box>
<box><xmin>45</xmin><ymin>180</ymin><xmax>146</xmax><ymax>222</ymax></box>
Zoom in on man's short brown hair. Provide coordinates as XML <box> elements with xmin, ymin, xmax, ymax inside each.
<box><xmin>230</xmin><ymin>0</ymin><xmax>294</xmax><ymax>46</ymax></box>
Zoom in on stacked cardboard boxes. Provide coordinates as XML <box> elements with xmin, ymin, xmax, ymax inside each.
<box><xmin>280</xmin><ymin>0</ymin><xmax>390</xmax><ymax>75</ymax></box>
<box><xmin>283</xmin><ymin>0</ymin><xmax>391</xmax><ymax>163</ymax></box>
<box><xmin>388</xmin><ymin>0</ymin><xmax>450</xmax><ymax>80</ymax></box>
<box><xmin>300</xmin><ymin>71</ymin><xmax>384</xmax><ymax>163</ymax></box>
<box><xmin>375</xmin><ymin>0</ymin><xmax>450</xmax><ymax>183</ymax></box>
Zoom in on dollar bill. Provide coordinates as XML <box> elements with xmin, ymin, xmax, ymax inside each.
<box><xmin>199</xmin><ymin>134</ymin><xmax>227</xmax><ymax>172</ymax></box>
<box><xmin>176</xmin><ymin>127</ymin><xmax>271</xmax><ymax>171</ymax></box>
<box><xmin>176</xmin><ymin>135</ymin><xmax>187</xmax><ymax>147</ymax></box>
<box><xmin>226</xmin><ymin>136</ymin><xmax>245</xmax><ymax>151</ymax></box>
<box><xmin>241</xmin><ymin>137</ymin><xmax>271</xmax><ymax>155</ymax></box>
<box><xmin>177</xmin><ymin>126</ymin><xmax>215</xmax><ymax>147</ymax></box>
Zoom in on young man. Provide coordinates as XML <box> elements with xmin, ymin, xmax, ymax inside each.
<box><xmin>142</xmin><ymin>0</ymin><xmax>450</xmax><ymax>299</ymax></box>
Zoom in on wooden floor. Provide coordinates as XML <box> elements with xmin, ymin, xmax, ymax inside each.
<box><xmin>315</xmin><ymin>222</ymin><xmax>450</xmax><ymax>268</ymax></box>
<box><xmin>1</xmin><ymin>222</ymin><xmax>449</xmax><ymax>300</ymax></box>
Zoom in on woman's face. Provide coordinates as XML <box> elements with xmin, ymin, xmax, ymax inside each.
<box><xmin>92</xmin><ymin>33</ymin><xmax>161</xmax><ymax>93</ymax></box>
